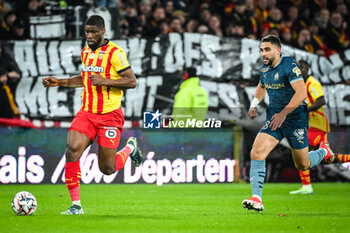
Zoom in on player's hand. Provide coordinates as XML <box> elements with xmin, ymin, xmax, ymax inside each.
<box><xmin>42</xmin><ymin>77</ymin><xmax>59</xmax><ymax>87</ymax></box>
<box><xmin>270</xmin><ymin>112</ymin><xmax>287</xmax><ymax>131</ymax></box>
<box><xmin>248</xmin><ymin>107</ymin><xmax>257</xmax><ymax>119</ymax></box>
<box><xmin>89</xmin><ymin>74</ymin><xmax>106</xmax><ymax>86</ymax></box>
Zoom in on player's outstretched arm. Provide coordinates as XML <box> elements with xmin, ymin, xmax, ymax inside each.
<box><xmin>42</xmin><ymin>75</ymin><xmax>83</xmax><ymax>88</ymax></box>
<box><xmin>248</xmin><ymin>82</ymin><xmax>266</xmax><ymax>119</ymax></box>
<box><xmin>89</xmin><ymin>68</ymin><xmax>137</xmax><ymax>89</ymax></box>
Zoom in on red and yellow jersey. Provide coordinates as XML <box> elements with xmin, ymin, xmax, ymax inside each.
<box><xmin>305</xmin><ymin>76</ymin><xmax>330</xmax><ymax>133</ymax></box>
<box><xmin>80</xmin><ymin>40</ymin><xmax>130</xmax><ymax>114</ymax></box>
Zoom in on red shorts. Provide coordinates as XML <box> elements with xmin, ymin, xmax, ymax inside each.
<box><xmin>69</xmin><ymin>108</ymin><xmax>124</xmax><ymax>149</ymax></box>
<box><xmin>308</xmin><ymin>127</ymin><xmax>327</xmax><ymax>147</ymax></box>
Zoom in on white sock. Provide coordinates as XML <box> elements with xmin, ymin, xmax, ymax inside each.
<box><xmin>73</xmin><ymin>200</ymin><xmax>81</xmax><ymax>206</ymax></box>
<box><xmin>127</xmin><ymin>144</ymin><xmax>135</xmax><ymax>152</ymax></box>
<box><xmin>252</xmin><ymin>195</ymin><xmax>262</xmax><ymax>201</ymax></box>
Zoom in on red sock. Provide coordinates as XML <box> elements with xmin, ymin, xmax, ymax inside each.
<box><xmin>299</xmin><ymin>170</ymin><xmax>311</xmax><ymax>185</ymax></box>
<box><xmin>65</xmin><ymin>161</ymin><xmax>81</xmax><ymax>202</ymax></box>
<box><xmin>337</xmin><ymin>154</ymin><xmax>350</xmax><ymax>163</ymax></box>
<box><xmin>115</xmin><ymin>146</ymin><xmax>132</xmax><ymax>171</ymax></box>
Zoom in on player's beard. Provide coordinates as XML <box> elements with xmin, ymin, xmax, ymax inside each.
<box><xmin>263</xmin><ymin>56</ymin><xmax>274</xmax><ymax>67</ymax></box>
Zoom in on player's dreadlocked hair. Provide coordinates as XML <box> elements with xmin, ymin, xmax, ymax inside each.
<box><xmin>261</xmin><ymin>35</ymin><xmax>281</xmax><ymax>48</ymax></box>
<box><xmin>85</xmin><ymin>15</ymin><xmax>105</xmax><ymax>28</ymax></box>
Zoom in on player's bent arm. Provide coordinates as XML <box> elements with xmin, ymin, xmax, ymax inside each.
<box><xmin>102</xmin><ymin>68</ymin><xmax>137</xmax><ymax>89</ymax></box>
<box><xmin>250</xmin><ymin>82</ymin><xmax>266</xmax><ymax>108</ymax></box>
<box><xmin>254</xmin><ymin>82</ymin><xmax>267</xmax><ymax>102</ymax></box>
<box><xmin>42</xmin><ymin>75</ymin><xmax>83</xmax><ymax>88</ymax></box>
<box><xmin>280</xmin><ymin>79</ymin><xmax>307</xmax><ymax>116</ymax></box>
<box><xmin>308</xmin><ymin>96</ymin><xmax>326</xmax><ymax>112</ymax></box>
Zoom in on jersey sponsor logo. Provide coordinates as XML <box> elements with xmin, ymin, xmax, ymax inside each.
<box><xmin>274</xmin><ymin>72</ymin><xmax>279</xmax><ymax>80</ymax></box>
<box><xmin>82</xmin><ymin>64</ymin><xmax>104</xmax><ymax>73</ymax></box>
<box><xmin>264</xmin><ymin>83</ymin><xmax>285</xmax><ymax>89</ymax></box>
<box><xmin>105</xmin><ymin>129</ymin><xmax>117</xmax><ymax>139</ymax></box>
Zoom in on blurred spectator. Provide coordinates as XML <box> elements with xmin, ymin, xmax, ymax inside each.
<box><xmin>283</xmin><ymin>6</ymin><xmax>300</xmax><ymax>40</ymax></box>
<box><xmin>262</xmin><ymin>8</ymin><xmax>283</xmax><ymax>37</ymax></box>
<box><xmin>281</xmin><ymin>27</ymin><xmax>293</xmax><ymax>45</ymax></box>
<box><xmin>208</xmin><ymin>14</ymin><xmax>222</xmax><ymax>37</ymax></box>
<box><xmin>308</xmin><ymin>20</ymin><xmax>334</xmax><ymax>57</ymax></box>
<box><xmin>142</xmin><ymin>5</ymin><xmax>166</xmax><ymax>38</ymax></box>
<box><xmin>245</xmin><ymin>0</ymin><xmax>260</xmax><ymax>38</ymax></box>
<box><xmin>230</xmin><ymin>0</ymin><xmax>257</xmax><ymax>39</ymax></box>
<box><xmin>198</xmin><ymin>7</ymin><xmax>211</xmax><ymax>27</ymax></box>
<box><xmin>138</xmin><ymin>0</ymin><xmax>152</xmax><ymax>28</ymax></box>
<box><xmin>172</xmin><ymin>10</ymin><xmax>187</xmax><ymax>26</ymax></box>
<box><xmin>185</xmin><ymin>17</ymin><xmax>198</xmax><ymax>33</ymax></box>
<box><xmin>169</xmin><ymin>16</ymin><xmax>184</xmax><ymax>33</ymax></box>
<box><xmin>316</xmin><ymin>8</ymin><xmax>330</xmax><ymax>37</ymax></box>
<box><xmin>0</xmin><ymin>10</ymin><xmax>17</xmax><ymax>39</ymax></box>
<box><xmin>335</xmin><ymin>3</ymin><xmax>349</xmax><ymax>22</ymax></box>
<box><xmin>0</xmin><ymin>42</ymin><xmax>21</xmax><ymax>118</ymax></box>
<box><xmin>159</xmin><ymin>20</ymin><xmax>169</xmax><ymax>37</ymax></box>
<box><xmin>293</xmin><ymin>28</ymin><xmax>313</xmax><ymax>52</ymax></box>
<box><xmin>11</xmin><ymin>18</ymin><xmax>26</xmax><ymax>39</ymax></box>
<box><xmin>254</xmin><ymin>0</ymin><xmax>269</xmax><ymax>27</ymax></box>
<box><xmin>225</xmin><ymin>21</ymin><xmax>245</xmax><ymax>38</ymax></box>
<box><xmin>164</xmin><ymin>0</ymin><xmax>174</xmax><ymax>19</ymax></box>
<box><xmin>196</xmin><ymin>24</ymin><xmax>209</xmax><ymax>34</ymax></box>
<box><xmin>325</xmin><ymin>11</ymin><xmax>350</xmax><ymax>53</ymax></box>
<box><xmin>120</xmin><ymin>2</ymin><xmax>142</xmax><ymax>38</ymax></box>
<box><xmin>267</xmin><ymin>0</ymin><xmax>277</xmax><ymax>9</ymax></box>
<box><xmin>19</xmin><ymin>0</ymin><xmax>44</xmax><ymax>38</ymax></box>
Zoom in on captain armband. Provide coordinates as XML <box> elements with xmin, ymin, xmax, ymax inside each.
<box><xmin>249</xmin><ymin>97</ymin><xmax>260</xmax><ymax>110</ymax></box>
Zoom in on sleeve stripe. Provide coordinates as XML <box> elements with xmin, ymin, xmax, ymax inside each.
<box><xmin>117</xmin><ymin>66</ymin><xmax>131</xmax><ymax>74</ymax></box>
<box><xmin>290</xmin><ymin>77</ymin><xmax>303</xmax><ymax>84</ymax></box>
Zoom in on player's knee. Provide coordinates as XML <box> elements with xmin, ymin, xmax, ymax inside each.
<box><xmin>251</xmin><ymin>148</ymin><xmax>263</xmax><ymax>160</ymax></box>
<box><xmin>99</xmin><ymin>165</ymin><xmax>115</xmax><ymax>175</ymax></box>
<box><xmin>65</xmin><ymin>143</ymin><xmax>82</xmax><ymax>161</ymax></box>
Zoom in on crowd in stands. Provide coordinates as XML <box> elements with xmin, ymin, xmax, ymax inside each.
<box><xmin>0</xmin><ymin>0</ymin><xmax>349</xmax><ymax>56</ymax></box>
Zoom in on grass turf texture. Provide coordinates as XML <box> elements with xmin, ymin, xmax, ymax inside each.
<box><xmin>1</xmin><ymin>183</ymin><xmax>349</xmax><ymax>233</ymax></box>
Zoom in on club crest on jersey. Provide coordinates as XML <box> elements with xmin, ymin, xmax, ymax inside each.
<box><xmin>261</xmin><ymin>68</ymin><xmax>269</xmax><ymax>72</ymax></box>
<box><xmin>274</xmin><ymin>72</ymin><xmax>279</xmax><ymax>80</ymax></box>
<box><xmin>82</xmin><ymin>64</ymin><xmax>104</xmax><ymax>73</ymax></box>
<box><xmin>99</xmin><ymin>51</ymin><xmax>105</xmax><ymax>59</ymax></box>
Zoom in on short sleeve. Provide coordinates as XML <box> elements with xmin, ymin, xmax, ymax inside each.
<box><xmin>287</xmin><ymin>60</ymin><xmax>303</xmax><ymax>84</ymax></box>
<box><xmin>110</xmin><ymin>48</ymin><xmax>130</xmax><ymax>73</ymax></box>
<box><xmin>308</xmin><ymin>79</ymin><xmax>324</xmax><ymax>100</ymax></box>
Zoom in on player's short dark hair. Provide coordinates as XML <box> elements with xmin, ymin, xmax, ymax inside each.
<box><xmin>261</xmin><ymin>35</ymin><xmax>281</xmax><ymax>48</ymax></box>
<box><xmin>85</xmin><ymin>15</ymin><xmax>105</xmax><ymax>28</ymax></box>
<box><xmin>298</xmin><ymin>60</ymin><xmax>309</xmax><ymax>69</ymax></box>
<box><xmin>186</xmin><ymin>67</ymin><xmax>197</xmax><ymax>77</ymax></box>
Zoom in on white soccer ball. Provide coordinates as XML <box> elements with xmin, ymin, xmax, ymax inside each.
<box><xmin>11</xmin><ymin>191</ymin><xmax>37</xmax><ymax>215</ymax></box>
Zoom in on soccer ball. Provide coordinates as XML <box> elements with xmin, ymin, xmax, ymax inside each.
<box><xmin>11</xmin><ymin>191</ymin><xmax>37</xmax><ymax>215</ymax></box>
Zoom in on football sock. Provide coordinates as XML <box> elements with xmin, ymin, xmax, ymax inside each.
<box><xmin>250</xmin><ymin>160</ymin><xmax>266</xmax><ymax>199</ymax></box>
<box><xmin>65</xmin><ymin>161</ymin><xmax>81</xmax><ymax>202</ymax></box>
<box><xmin>115</xmin><ymin>146</ymin><xmax>132</xmax><ymax>171</ymax></box>
<box><xmin>73</xmin><ymin>200</ymin><xmax>81</xmax><ymax>206</ymax></box>
<box><xmin>308</xmin><ymin>149</ymin><xmax>326</xmax><ymax>168</ymax></box>
<box><xmin>299</xmin><ymin>170</ymin><xmax>311</xmax><ymax>185</ymax></box>
<box><xmin>337</xmin><ymin>154</ymin><xmax>350</xmax><ymax>163</ymax></box>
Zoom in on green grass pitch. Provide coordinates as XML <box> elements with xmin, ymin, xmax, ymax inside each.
<box><xmin>1</xmin><ymin>183</ymin><xmax>349</xmax><ymax>233</ymax></box>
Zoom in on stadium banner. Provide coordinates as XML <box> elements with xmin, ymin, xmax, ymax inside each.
<box><xmin>3</xmin><ymin>33</ymin><xmax>349</xmax><ymax>125</ymax></box>
<box><xmin>0</xmin><ymin>127</ymin><xmax>235</xmax><ymax>185</ymax></box>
